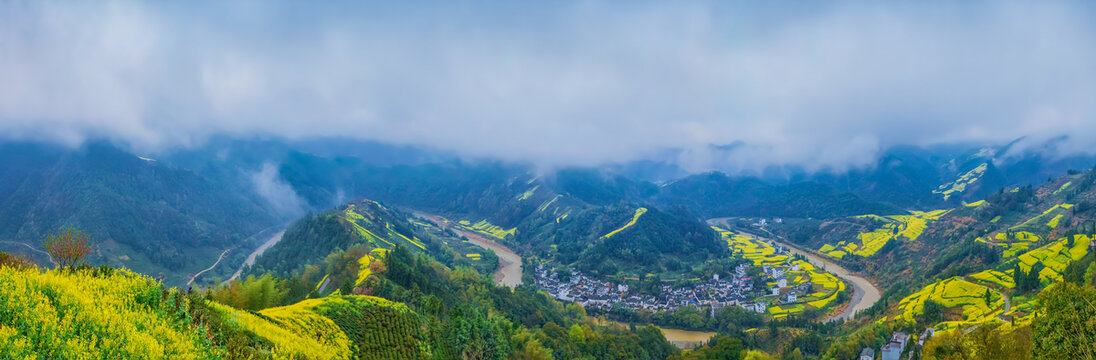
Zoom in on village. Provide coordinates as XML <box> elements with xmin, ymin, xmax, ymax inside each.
<box><xmin>533</xmin><ymin>246</ymin><xmax>814</xmax><ymax>316</ymax></box>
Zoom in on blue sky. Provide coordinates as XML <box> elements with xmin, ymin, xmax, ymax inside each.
<box><xmin>1</xmin><ymin>1</ymin><xmax>1095</xmax><ymax>172</ymax></box>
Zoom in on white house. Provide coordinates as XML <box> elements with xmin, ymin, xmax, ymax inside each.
<box><xmin>783</xmin><ymin>291</ymin><xmax>797</xmax><ymax>304</ymax></box>
<box><xmin>859</xmin><ymin>348</ymin><xmax>874</xmax><ymax>360</ymax></box>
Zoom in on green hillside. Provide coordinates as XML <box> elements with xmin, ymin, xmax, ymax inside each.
<box><xmin>0</xmin><ymin>143</ymin><xmax>280</xmax><ymax>285</ymax></box>
<box><xmin>656</xmin><ymin>172</ymin><xmax>905</xmax><ymax>219</ymax></box>
<box><xmin>514</xmin><ymin>204</ymin><xmax>725</xmax><ymax>276</ymax></box>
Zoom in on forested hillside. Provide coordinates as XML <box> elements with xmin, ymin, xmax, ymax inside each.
<box><xmin>657</xmin><ymin>172</ymin><xmax>904</xmax><ymax>219</ymax></box>
<box><xmin>513</xmin><ymin>204</ymin><xmax>724</xmax><ymax>276</ymax></box>
<box><xmin>0</xmin><ymin>142</ymin><xmax>279</xmax><ymax>285</ymax></box>
<box><xmin>4</xmin><ymin>138</ymin><xmax>1096</xmax><ymax>359</ymax></box>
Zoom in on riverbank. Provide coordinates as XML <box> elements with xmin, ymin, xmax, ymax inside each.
<box><xmin>228</xmin><ymin>230</ymin><xmax>285</xmax><ymax>282</ymax></box>
<box><xmin>458</xmin><ymin>229</ymin><xmax>523</xmax><ymax>288</ymax></box>
<box><xmin>593</xmin><ymin>318</ymin><xmax>715</xmax><ymax>349</ymax></box>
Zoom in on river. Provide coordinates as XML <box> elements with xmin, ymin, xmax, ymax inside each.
<box><xmin>414</xmin><ymin>211</ymin><xmax>523</xmax><ymax>288</ymax></box>
<box><xmin>459</xmin><ymin>229</ymin><xmax>523</xmax><ymax>288</ymax></box>
<box><xmin>228</xmin><ymin>230</ymin><xmax>285</xmax><ymax>282</ymax></box>
<box><xmin>709</xmin><ymin>219</ymin><xmax>882</xmax><ymax>322</ymax></box>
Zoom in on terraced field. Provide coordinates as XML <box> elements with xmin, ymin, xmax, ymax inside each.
<box><xmin>894</xmin><ymin>234</ymin><xmax>1091</xmax><ymax>332</ymax></box>
<box><xmin>213</xmin><ymin>295</ymin><xmax>432</xmax><ymax>359</ymax></box>
<box><xmin>1014</xmin><ymin>234</ymin><xmax>1091</xmax><ymax>282</ymax></box>
<box><xmin>716</xmin><ymin>227</ymin><xmax>846</xmax><ymax>316</ymax></box>
<box><xmin>933</xmin><ymin>162</ymin><xmax>988</xmax><ymax>200</ymax></box>
<box><xmin>1012</xmin><ymin>203</ymin><xmax>1073</xmax><ymax>230</ymax></box>
<box><xmin>457</xmin><ymin>219</ymin><xmax>516</xmax><ymax>240</ymax></box>
<box><xmin>968</xmin><ymin>269</ymin><xmax>1015</xmax><ymax>289</ymax></box>
<box><xmin>980</xmin><ymin>230</ymin><xmax>1040</xmax><ymax>258</ymax></box>
<box><xmin>602</xmin><ymin>207</ymin><xmax>648</xmax><ymax>239</ymax></box>
<box><xmin>818</xmin><ymin>210</ymin><xmax>949</xmax><ymax>258</ymax></box>
<box><xmin>212</xmin><ymin>299</ymin><xmax>353</xmax><ymax>360</ymax></box>
<box><xmin>342</xmin><ymin>203</ymin><xmax>426</xmax><ymax>250</ymax></box>
<box><xmin>355</xmin><ymin>248</ymin><xmax>387</xmax><ymax>286</ymax></box>
<box><xmin>890</xmin><ymin>277</ymin><xmax>1006</xmax><ymax>332</ymax></box>
<box><xmin>1053</xmin><ymin>181</ymin><xmax>1072</xmax><ymax>195</ymax></box>
<box><xmin>716</xmin><ymin>227</ymin><xmax>788</xmax><ymax>266</ymax></box>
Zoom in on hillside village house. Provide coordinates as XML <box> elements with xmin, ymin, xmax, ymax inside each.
<box><xmin>859</xmin><ymin>348</ymin><xmax>874</xmax><ymax>360</ymax></box>
<box><xmin>880</xmin><ymin>331</ymin><xmax>909</xmax><ymax>360</ymax></box>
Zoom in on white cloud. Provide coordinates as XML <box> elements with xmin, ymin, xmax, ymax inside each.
<box><xmin>249</xmin><ymin>162</ymin><xmax>305</xmax><ymax>217</ymax></box>
<box><xmin>1</xmin><ymin>1</ymin><xmax>1095</xmax><ymax>172</ymax></box>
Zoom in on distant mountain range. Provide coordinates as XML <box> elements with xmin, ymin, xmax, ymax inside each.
<box><xmin>0</xmin><ymin>137</ymin><xmax>1092</xmax><ymax>286</ymax></box>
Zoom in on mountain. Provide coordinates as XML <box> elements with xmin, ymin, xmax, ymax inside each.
<box><xmin>4</xmin><ymin>137</ymin><xmax>1096</xmax><ymax>359</ymax></box>
<box><xmin>801</xmin><ymin>140</ymin><xmax>1096</xmax><ymax>209</ymax></box>
<box><xmin>514</xmin><ymin>204</ymin><xmax>724</xmax><ymax>276</ymax></box>
<box><xmin>655</xmin><ymin>172</ymin><xmax>905</xmax><ymax>219</ymax></box>
<box><xmin>761</xmin><ymin>162</ymin><xmax>1096</xmax><ymax>358</ymax></box>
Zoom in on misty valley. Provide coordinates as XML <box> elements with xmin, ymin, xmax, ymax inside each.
<box><xmin>2</xmin><ymin>139</ymin><xmax>1096</xmax><ymax>359</ymax></box>
<box><xmin>5</xmin><ymin>1</ymin><xmax>1096</xmax><ymax>359</ymax></box>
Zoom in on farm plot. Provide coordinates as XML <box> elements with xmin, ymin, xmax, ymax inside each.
<box><xmin>817</xmin><ymin>209</ymin><xmax>949</xmax><ymax>258</ymax></box>
<box><xmin>1015</xmin><ymin>235</ymin><xmax>1091</xmax><ymax>282</ymax></box>
<box><xmin>894</xmin><ymin>277</ymin><xmax>1005</xmax><ymax>330</ymax></box>
<box><xmin>715</xmin><ymin>227</ymin><xmax>788</xmax><ymax>266</ymax></box>
<box><xmin>967</xmin><ymin>269</ymin><xmax>1015</xmax><ymax>289</ymax></box>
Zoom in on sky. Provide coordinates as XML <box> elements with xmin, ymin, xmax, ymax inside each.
<box><xmin>2</xmin><ymin>1</ymin><xmax>1096</xmax><ymax>173</ymax></box>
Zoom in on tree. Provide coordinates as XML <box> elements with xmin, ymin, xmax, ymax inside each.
<box><xmin>0</xmin><ymin>251</ymin><xmax>33</xmax><ymax>269</ymax></box>
<box><xmin>1033</xmin><ymin>282</ymin><xmax>1096</xmax><ymax>359</ymax></box>
<box><xmin>568</xmin><ymin>324</ymin><xmax>587</xmax><ymax>346</ymax></box>
<box><xmin>921</xmin><ymin>299</ymin><xmax>945</xmax><ymax>325</ymax></box>
<box><xmin>42</xmin><ymin>227</ymin><xmax>93</xmax><ymax>269</ymax></box>
<box><xmin>784</xmin><ymin>348</ymin><xmax>805</xmax><ymax>360</ymax></box>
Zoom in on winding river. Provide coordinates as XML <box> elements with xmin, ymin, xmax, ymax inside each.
<box><xmin>459</xmin><ymin>229</ymin><xmax>523</xmax><ymax>288</ymax></box>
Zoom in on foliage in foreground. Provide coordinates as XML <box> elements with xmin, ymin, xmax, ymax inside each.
<box><xmin>0</xmin><ymin>265</ymin><xmax>221</xmax><ymax>359</ymax></box>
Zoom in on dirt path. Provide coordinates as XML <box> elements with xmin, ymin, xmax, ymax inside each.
<box><xmin>187</xmin><ymin>247</ymin><xmax>233</xmax><ymax>286</ymax></box>
<box><xmin>228</xmin><ymin>230</ymin><xmax>285</xmax><ymax>282</ymax></box>
<box><xmin>996</xmin><ymin>290</ymin><xmax>1012</xmax><ymax>321</ymax></box>
<box><xmin>707</xmin><ymin>218</ymin><xmax>883</xmax><ymax>322</ymax></box>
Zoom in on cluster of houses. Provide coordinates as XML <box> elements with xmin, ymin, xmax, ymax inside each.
<box><xmin>533</xmin><ymin>253</ymin><xmax>815</xmax><ymax>315</ymax></box>
<box><xmin>533</xmin><ymin>263</ymin><xmax>754</xmax><ymax>312</ymax></box>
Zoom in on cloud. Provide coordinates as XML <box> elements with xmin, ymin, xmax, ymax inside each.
<box><xmin>1</xmin><ymin>1</ymin><xmax>1095</xmax><ymax>173</ymax></box>
<box><xmin>249</xmin><ymin>162</ymin><xmax>305</xmax><ymax>217</ymax></box>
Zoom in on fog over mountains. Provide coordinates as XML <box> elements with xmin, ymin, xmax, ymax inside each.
<box><xmin>3</xmin><ymin>1</ymin><xmax>1096</xmax><ymax>173</ymax></box>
